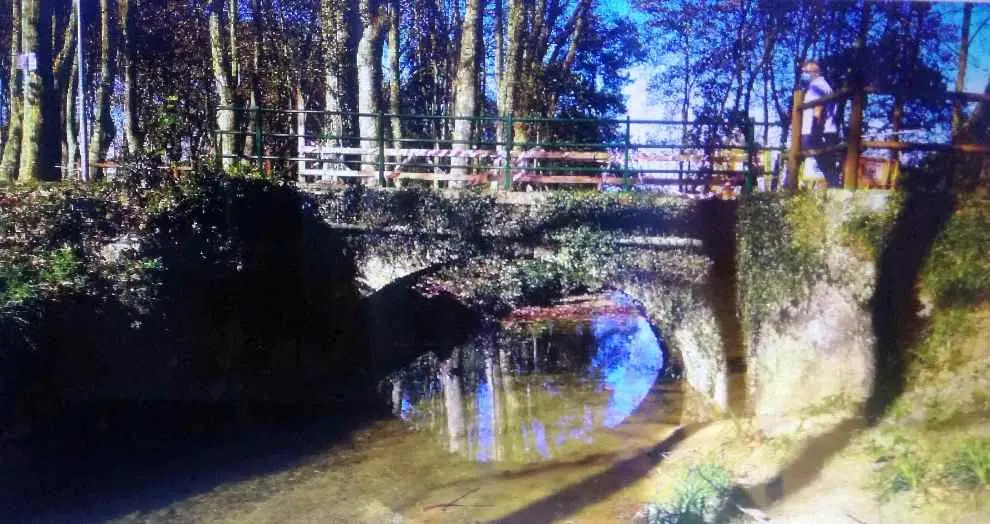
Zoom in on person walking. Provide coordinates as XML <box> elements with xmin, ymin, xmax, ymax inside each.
<box><xmin>800</xmin><ymin>61</ymin><xmax>841</xmax><ymax>188</ymax></box>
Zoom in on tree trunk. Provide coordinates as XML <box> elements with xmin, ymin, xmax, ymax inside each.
<box><xmin>227</xmin><ymin>0</ymin><xmax>238</xmax><ymax>82</ymax></box>
<box><xmin>321</xmin><ymin>0</ymin><xmax>353</xmax><ymax>149</ymax></box>
<box><xmin>244</xmin><ymin>0</ymin><xmax>264</xmax><ymax>159</ymax></box>
<box><xmin>89</xmin><ymin>0</ymin><xmax>116</xmax><ymax>168</ymax></box>
<box><xmin>121</xmin><ymin>0</ymin><xmax>141</xmax><ymax>154</ymax></box>
<box><xmin>356</xmin><ymin>0</ymin><xmax>385</xmax><ymax>181</ymax></box>
<box><xmin>210</xmin><ymin>0</ymin><xmax>236</xmax><ymax>168</ymax></box>
<box><xmin>547</xmin><ymin>0</ymin><xmax>591</xmax><ymax>116</ymax></box>
<box><xmin>64</xmin><ymin>54</ymin><xmax>77</xmax><ymax>178</ymax></box>
<box><xmin>387</xmin><ymin>0</ymin><xmax>401</xmax><ymax>151</ymax></box>
<box><xmin>1</xmin><ymin>0</ymin><xmax>22</xmax><ymax>181</ymax></box>
<box><xmin>450</xmin><ymin>0</ymin><xmax>484</xmax><ymax>180</ymax></box>
<box><xmin>500</xmin><ymin>0</ymin><xmax>524</xmax><ymax>146</ymax></box>
<box><xmin>494</xmin><ymin>0</ymin><xmax>505</xmax><ymax>146</ymax></box>
<box><xmin>17</xmin><ymin>0</ymin><xmax>52</xmax><ymax>183</ymax></box>
<box><xmin>953</xmin><ymin>3</ymin><xmax>972</xmax><ymax>134</ymax></box>
<box><xmin>54</xmin><ymin>6</ymin><xmax>77</xmax><ymax>178</ymax></box>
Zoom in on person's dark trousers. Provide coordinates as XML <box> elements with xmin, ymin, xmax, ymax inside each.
<box><xmin>801</xmin><ymin>132</ymin><xmax>842</xmax><ymax>187</ymax></box>
<box><xmin>818</xmin><ymin>132</ymin><xmax>841</xmax><ymax>187</ymax></box>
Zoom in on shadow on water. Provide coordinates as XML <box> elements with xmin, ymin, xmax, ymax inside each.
<box><xmin>0</xmin><ymin>182</ymin><xmax>410</xmax><ymax>521</ymax></box>
<box><xmin>492</xmin><ymin>423</ymin><xmax>706</xmax><ymax>523</ymax></box>
<box><xmin>0</xmin><ymin>404</ymin><xmax>386</xmax><ymax>522</ymax></box>
<box><xmin>739</xmin><ymin>189</ymin><xmax>956</xmax><ymax>509</ymax></box>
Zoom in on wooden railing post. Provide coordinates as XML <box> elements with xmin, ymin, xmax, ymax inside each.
<box><xmin>843</xmin><ymin>82</ymin><xmax>865</xmax><ymax>190</ymax></box>
<box><xmin>786</xmin><ymin>88</ymin><xmax>804</xmax><ymax>190</ymax></box>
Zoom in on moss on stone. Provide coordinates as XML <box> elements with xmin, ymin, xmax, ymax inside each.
<box><xmin>736</xmin><ymin>193</ymin><xmax>830</xmax><ymax>350</ymax></box>
<box><xmin>919</xmin><ymin>197</ymin><xmax>990</xmax><ymax>309</ymax></box>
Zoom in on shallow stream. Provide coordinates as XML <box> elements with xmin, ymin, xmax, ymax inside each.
<box><xmin>118</xmin><ymin>293</ymin><xmax>683</xmax><ymax>523</ymax></box>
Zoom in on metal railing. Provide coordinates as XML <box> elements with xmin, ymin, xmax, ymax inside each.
<box><xmin>214</xmin><ymin>107</ymin><xmax>783</xmax><ymax>195</ymax></box>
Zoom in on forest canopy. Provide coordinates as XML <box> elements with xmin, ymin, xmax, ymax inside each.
<box><xmin>0</xmin><ymin>0</ymin><xmax>986</xmax><ymax>183</ymax></box>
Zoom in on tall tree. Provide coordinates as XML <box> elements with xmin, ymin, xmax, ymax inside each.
<box><xmin>64</xmin><ymin>51</ymin><xmax>78</xmax><ymax>178</ymax></box>
<box><xmin>90</xmin><ymin>0</ymin><xmax>117</xmax><ymax>167</ymax></box>
<box><xmin>54</xmin><ymin>4</ymin><xmax>77</xmax><ymax>177</ymax></box>
<box><xmin>387</xmin><ymin>0</ymin><xmax>401</xmax><ymax>150</ymax></box>
<box><xmin>210</xmin><ymin>0</ymin><xmax>237</xmax><ymax>168</ymax></box>
<box><xmin>450</xmin><ymin>0</ymin><xmax>484</xmax><ymax>178</ymax></box>
<box><xmin>17</xmin><ymin>0</ymin><xmax>52</xmax><ymax>183</ymax></box>
<box><xmin>498</xmin><ymin>0</ymin><xmax>523</xmax><ymax>138</ymax></box>
<box><xmin>953</xmin><ymin>2</ymin><xmax>973</xmax><ymax>134</ymax></box>
<box><xmin>356</xmin><ymin>0</ymin><xmax>386</xmax><ymax>176</ymax></box>
<box><xmin>0</xmin><ymin>0</ymin><xmax>22</xmax><ymax>181</ymax></box>
<box><xmin>244</xmin><ymin>0</ymin><xmax>265</xmax><ymax>159</ymax></box>
<box><xmin>121</xmin><ymin>0</ymin><xmax>142</xmax><ymax>154</ymax></box>
<box><xmin>321</xmin><ymin>0</ymin><xmax>358</xmax><ymax>148</ymax></box>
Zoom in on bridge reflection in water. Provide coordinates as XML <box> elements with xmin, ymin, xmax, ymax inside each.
<box><xmin>386</xmin><ymin>292</ymin><xmax>666</xmax><ymax>463</ymax></box>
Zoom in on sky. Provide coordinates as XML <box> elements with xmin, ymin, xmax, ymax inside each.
<box><xmin>611</xmin><ymin>0</ymin><xmax>990</xmax><ymax>131</ymax></box>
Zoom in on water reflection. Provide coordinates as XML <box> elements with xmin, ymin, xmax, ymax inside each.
<box><xmin>385</xmin><ymin>293</ymin><xmax>666</xmax><ymax>462</ymax></box>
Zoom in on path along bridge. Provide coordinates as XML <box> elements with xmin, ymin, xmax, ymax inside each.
<box><xmin>211</xmin><ymin>82</ymin><xmax>990</xmax><ymax>195</ymax></box>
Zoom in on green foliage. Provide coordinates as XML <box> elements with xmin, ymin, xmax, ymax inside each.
<box><xmin>224</xmin><ymin>162</ymin><xmax>273</xmax><ymax>181</ymax></box>
<box><xmin>0</xmin><ymin>264</ymin><xmax>36</xmax><ymax>306</ymax></box>
<box><xmin>533</xmin><ymin>190</ymin><xmax>696</xmax><ymax>237</ymax></box>
<box><xmin>841</xmin><ymin>193</ymin><xmax>903</xmax><ymax>260</ymax></box>
<box><xmin>912</xmin><ymin>307</ymin><xmax>976</xmax><ymax>375</ymax></box>
<box><xmin>919</xmin><ymin>200</ymin><xmax>990</xmax><ymax>308</ymax></box>
<box><xmin>946</xmin><ymin>438</ymin><xmax>990</xmax><ymax>489</ymax></box>
<box><xmin>37</xmin><ymin>247</ymin><xmax>84</xmax><ymax>290</ymax></box>
<box><xmin>643</xmin><ymin>463</ymin><xmax>733</xmax><ymax>524</ymax></box>
<box><xmin>870</xmin><ymin>432</ymin><xmax>990</xmax><ymax>500</ymax></box>
<box><xmin>736</xmin><ymin>193</ymin><xmax>829</xmax><ymax>345</ymax></box>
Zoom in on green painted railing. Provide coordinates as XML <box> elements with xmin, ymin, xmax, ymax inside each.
<box><xmin>215</xmin><ymin>107</ymin><xmax>784</xmax><ymax>194</ymax></box>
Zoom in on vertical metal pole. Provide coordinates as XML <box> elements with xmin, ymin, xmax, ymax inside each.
<box><xmin>623</xmin><ymin>116</ymin><xmax>632</xmax><ymax>190</ymax></box>
<box><xmin>254</xmin><ymin>106</ymin><xmax>263</xmax><ymax>168</ymax></box>
<box><xmin>377</xmin><ymin>111</ymin><xmax>386</xmax><ymax>186</ymax></box>
<box><xmin>75</xmin><ymin>0</ymin><xmax>90</xmax><ymax>182</ymax></box>
<box><xmin>786</xmin><ymin>88</ymin><xmax>804</xmax><ymax>190</ymax></box>
<box><xmin>503</xmin><ymin>114</ymin><xmax>514</xmax><ymax>191</ymax></box>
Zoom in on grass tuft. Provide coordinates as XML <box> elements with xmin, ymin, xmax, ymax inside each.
<box><xmin>643</xmin><ymin>463</ymin><xmax>732</xmax><ymax>524</ymax></box>
<box><xmin>878</xmin><ymin>453</ymin><xmax>929</xmax><ymax>500</ymax></box>
<box><xmin>946</xmin><ymin>438</ymin><xmax>990</xmax><ymax>489</ymax></box>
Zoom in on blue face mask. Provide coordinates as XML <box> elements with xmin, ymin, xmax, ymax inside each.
<box><xmin>800</xmin><ymin>72</ymin><xmax>813</xmax><ymax>85</ymax></box>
